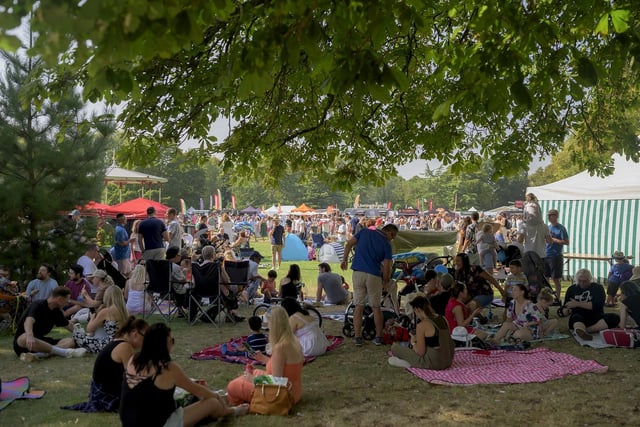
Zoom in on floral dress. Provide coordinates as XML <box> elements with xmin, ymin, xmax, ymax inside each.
<box><xmin>507</xmin><ymin>300</ymin><xmax>543</xmax><ymax>339</ymax></box>
<box><xmin>73</xmin><ymin>320</ymin><xmax>118</xmax><ymax>353</ymax></box>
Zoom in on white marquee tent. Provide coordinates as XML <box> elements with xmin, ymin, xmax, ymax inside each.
<box><xmin>527</xmin><ymin>154</ymin><xmax>640</xmax><ymax>281</ymax></box>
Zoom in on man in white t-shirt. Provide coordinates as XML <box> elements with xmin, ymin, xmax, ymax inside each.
<box><xmin>166</xmin><ymin>208</ymin><xmax>183</xmax><ymax>249</ymax></box>
<box><xmin>76</xmin><ymin>243</ymin><xmax>99</xmax><ymax>293</ymax></box>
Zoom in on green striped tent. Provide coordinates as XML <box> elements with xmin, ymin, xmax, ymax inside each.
<box><xmin>527</xmin><ymin>155</ymin><xmax>640</xmax><ymax>282</ymax></box>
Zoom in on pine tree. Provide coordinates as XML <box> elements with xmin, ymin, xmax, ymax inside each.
<box><xmin>0</xmin><ymin>51</ymin><xmax>114</xmax><ymax>281</ymax></box>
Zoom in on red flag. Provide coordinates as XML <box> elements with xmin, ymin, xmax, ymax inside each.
<box><xmin>429</xmin><ymin>200</ymin><xmax>433</xmax><ymax>211</ymax></box>
<box><xmin>214</xmin><ymin>195</ymin><xmax>219</xmax><ymax>210</ymax></box>
<box><xmin>217</xmin><ymin>189</ymin><xmax>222</xmax><ymax>210</ymax></box>
<box><xmin>231</xmin><ymin>194</ymin><xmax>236</xmax><ymax>209</ymax></box>
<box><xmin>387</xmin><ymin>201</ymin><xmax>391</xmax><ymax>209</ymax></box>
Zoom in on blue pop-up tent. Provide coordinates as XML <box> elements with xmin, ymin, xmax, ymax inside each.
<box><xmin>282</xmin><ymin>234</ymin><xmax>308</xmax><ymax>261</ymax></box>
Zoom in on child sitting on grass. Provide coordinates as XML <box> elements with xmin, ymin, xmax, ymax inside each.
<box><xmin>533</xmin><ymin>288</ymin><xmax>558</xmax><ymax>339</ymax></box>
<box><xmin>221</xmin><ymin>316</ymin><xmax>268</xmax><ymax>357</ymax></box>
<box><xmin>503</xmin><ymin>259</ymin><xmax>528</xmax><ymax>320</ymax></box>
<box><xmin>260</xmin><ymin>270</ymin><xmax>278</xmax><ymax>303</ymax></box>
<box><xmin>246</xmin><ymin>316</ymin><xmax>268</xmax><ymax>353</ymax></box>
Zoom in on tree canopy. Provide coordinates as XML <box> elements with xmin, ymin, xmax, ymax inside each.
<box><xmin>2</xmin><ymin>1</ymin><xmax>639</xmax><ymax>188</ymax></box>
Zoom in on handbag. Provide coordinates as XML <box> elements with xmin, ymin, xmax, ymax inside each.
<box><xmin>249</xmin><ymin>383</ymin><xmax>293</xmax><ymax>415</ymax></box>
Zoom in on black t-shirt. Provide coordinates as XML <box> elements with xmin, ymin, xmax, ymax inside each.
<box><xmin>272</xmin><ymin>225</ymin><xmax>285</xmax><ymax>245</ymax></box>
<box><xmin>564</xmin><ymin>282</ymin><xmax>605</xmax><ymax>318</ymax></box>
<box><xmin>429</xmin><ymin>291</ymin><xmax>451</xmax><ymax>317</ymax></box>
<box><xmin>15</xmin><ymin>299</ymin><xmax>68</xmax><ymax>339</ymax></box>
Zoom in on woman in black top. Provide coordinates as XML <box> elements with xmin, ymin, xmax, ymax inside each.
<box><xmin>63</xmin><ymin>316</ymin><xmax>148</xmax><ymax>412</ymax></box>
<box><xmin>120</xmin><ymin>323</ymin><xmax>248</xmax><ymax>427</ymax></box>
<box><xmin>618</xmin><ymin>281</ymin><xmax>640</xmax><ymax>328</ymax></box>
<box><xmin>280</xmin><ymin>264</ymin><xmax>302</xmax><ymax>300</ymax></box>
<box><xmin>388</xmin><ymin>295</ymin><xmax>454</xmax><ymax>369</ymax></box>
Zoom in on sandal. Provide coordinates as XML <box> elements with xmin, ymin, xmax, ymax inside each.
<box><xmin>231</xmin><ymin>404</ymin><xmax>249</xmax><ymax>416</ymax></box>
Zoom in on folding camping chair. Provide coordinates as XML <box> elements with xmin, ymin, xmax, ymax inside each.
<box><xmin>189</xmin><ymin>262</ymin><xmax>225</xmax><ymax>326</ymax></box>
<box><xmin>224</xmin><ymin>260</ymin><xmax>250</xmax><ymax>311</ymax></box>
<box><xmin>238</xmin><ymin>247</ymin><xmax>254</xmax><ymax>259</ymax></box>
<box><xmin>144</xmin><ymin>260</ymin><xmax>185</xmax><ymax>322</ymax></box>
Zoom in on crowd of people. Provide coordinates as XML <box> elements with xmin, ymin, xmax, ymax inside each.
<box><xmin>3</xmin><ymin>196</ymin><xmax>640</xmax><ymax>424</ymax></box>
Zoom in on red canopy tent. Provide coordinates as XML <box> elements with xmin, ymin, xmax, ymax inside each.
<box><xmin>79</xmin><ymin>201</ymin><xmax>111</xmax><ymax>216</ymax></box>
<box><xmin>106</xmin><ymin>198</ymin><xmax>171</xmax><ymax>219</ymax></box>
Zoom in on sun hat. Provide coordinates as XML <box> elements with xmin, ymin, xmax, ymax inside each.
<box><xmin>630</xmin><ymin>266</ymin><xmax>640</xmax><ymax>282</ymax></box>
<box><xmin>451</xmin><ymin>326</ymin><xmax>476</xmax><ymax>342</ymax></box>
<box><xmin>87</xmin><ymin>269</ymin><xmax>108</xmax><ymax>279</ymax></box>
<box><xmin>613</xmin><ymin>251</ymin><xmax>626</xmax><ymax>261</ymax></box>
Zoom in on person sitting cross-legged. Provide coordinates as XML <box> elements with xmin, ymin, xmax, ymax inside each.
<box><xmin>388</xmin><ymin>295</ymin><xmax>454</xmax><ymax>369</ymax></box>
<box><xmin>14</xmin><ymin>286</ymin><xmax>86</xmax><ymax>362</ymax></box>
<box><xmin>120</xmin><ymin>323</ymin><xmax>248</xmax><ymax>426</ymax></box>
<box><xmin>560</xmin><ymin>268</ymin><xmax>620</xmax><ymax>341</ymax></box>
<box><xmin>62</xmin><ymin>317</ymin><xmax>149</xmax><ymax>413</ymax></box>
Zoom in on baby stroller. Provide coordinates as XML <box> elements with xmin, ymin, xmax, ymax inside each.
<box><xmin>393</xmin><ymin>252</ymin><xmax>451</xmax><ymax>303</ymax></box>
<box><xmin>520</xmin><ymin>251</ymin><xmax>555</xmax><ymax>302</ymax></box>
<box><xmin>342</xmin><ymin>291</ymin><xmax>410</xmax><ymax>340</ymax></box>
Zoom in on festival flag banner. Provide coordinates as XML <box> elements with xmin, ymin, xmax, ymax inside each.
<box><xmin>231</xmin><ymin>194</ymin><xmax>236</xmax><ymax>209</ymax></box>
<box><xmin>216</xmin><ymin>189</ymin><xmax>222</xmax><ymax>210</ymax></box>
<box><xmin>199</xmin><ymin>197</ymin><xmax>204</xmax><ymax>210</ymax></box>
<box><xmin>209</xmin><ymin>195</ymin><xmax>213</xmax><ymax>210</ymax></box>
<box><xmin>179</xmin><ymin>199</ymin><xmax>186</xmax><ymax>215</ymax></box>
<box><xmin>214</xmin><ymin>194</ymin><xmax>219</xmax><ymax>211</ymax></box>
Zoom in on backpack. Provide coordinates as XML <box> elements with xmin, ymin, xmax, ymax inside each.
<box><xmin>601</xmin><ymin>328</ymin><xmax>640</xmax><ymax>348</ymax></box>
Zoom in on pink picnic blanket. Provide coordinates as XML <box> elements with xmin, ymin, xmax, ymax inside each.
<box><xmin>408</xmin><ymin>348</ymin><xmax>607</xmax><ymax>385</ymax></box>
<box><xmin>190</xmin><ymin>335</ymin><xmax>343</xmax><ymax>365</ymax></box>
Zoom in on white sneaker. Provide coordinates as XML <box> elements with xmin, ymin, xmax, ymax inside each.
<box><xmin>66</xmin><ymin>348</ymin><xmax>87</xmax><ymax>358</ymax></box>
<box><xmin>20</xmin><ymin>352</ymin><xmax>36</xmax><ymax>363</ymax></box>
<box><xmin>388</xmin><ymin>356</ymin><xmax>411</xmax><ymax>368</ymax></box>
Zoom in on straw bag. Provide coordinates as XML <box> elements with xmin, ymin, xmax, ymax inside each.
<box><xmin>249</xmin><ymin>383</ymin><xmax>293</xmax><ymax>415</ymax></box>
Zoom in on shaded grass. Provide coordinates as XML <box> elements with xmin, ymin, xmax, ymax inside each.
<box><xmin>1</xmin><ymin>243</ymin><xmax>635</xmax><ymax>426</ymax></box>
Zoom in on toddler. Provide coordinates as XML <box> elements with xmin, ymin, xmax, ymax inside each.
<box><xmin>532</xmin><ymin>288</ymin><xmax>558</xmax><ymax>339</ymax></box>
<box><xmin>260</xmin><ymin>270</ymin><xmax>278</xmax><ymax>303</ymax></box>
<box><xmin>503</xmin><ymin>259</ymin><xmax>528</xmax><ymax>319</ymax></box>
<box><xmin>476</xmin><ymin>223</ymin><xmax>498</xmax><ymax>270</ymax></box>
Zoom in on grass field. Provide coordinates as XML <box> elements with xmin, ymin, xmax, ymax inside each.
<box><xmin>0</xmin><ymin>242</ymin><xmax>636</xmax><ymax>426</ymax></box>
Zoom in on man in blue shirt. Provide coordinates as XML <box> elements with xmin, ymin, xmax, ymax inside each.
<box><xmin>113</xmin><ymin>213</ymin><xmax>132</xmax><ymax>275</ymax></box>
<box><xmin>545</xmin><ymin>209</ymin><xmax>569</xmax><ymax>302</ymax></box>
<box><xmin>138</xmin><ymin>207</ymin><xmax>169</xmax><ymax>261</ymax></box>
<box><xmin>341</xmin><ymin>223</ymin><xmax>398</xmax><ymax>347</ymax></box>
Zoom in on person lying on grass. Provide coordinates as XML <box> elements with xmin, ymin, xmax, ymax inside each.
<box><xmin>120</xmin><ymin>323</ymin><xmax>248</xmax><ymax>427</ymax></box>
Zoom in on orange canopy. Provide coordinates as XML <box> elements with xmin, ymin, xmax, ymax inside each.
<box><xmin>292</xmin><ymin>203</ymin><xmax>315</xmax><ymax>213</ymax></box>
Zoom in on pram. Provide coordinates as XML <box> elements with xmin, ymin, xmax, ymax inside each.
<box><xmin>342</xmin><ymin>290</ymin><xmax>410</xmax><ymax>340</ymax></box>
<box><xmin>520</xmin><ymin>251</ymin><xmax>555</xmax><ymax>302</ymax></box>
<box><xmin>393</xmin><ymin>252</ymin><xmax>452</xmax><ymax>298</ymax></box>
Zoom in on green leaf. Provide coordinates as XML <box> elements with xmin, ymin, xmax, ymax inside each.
<box><xmin>0</xmin><ymin>34</ymin><xmax>21</xmax><ymax>51</ymax></box>
<box><xmin>509</xmin><ymin>80</ymin><xmax>532</xmax><ymax>108</ymax></box>
<box><xmin>576</xmin><ymin>57</ymin><xmax>598</xmax><ymax>87</ymax></box>
<box><xmin>389</xmin><ymin>67</ymin><xmax>409</xmax><ymax>91</ymax></box>
<box><xmin>0</xmin><ymin>13</ymin><xmax>22</xmax><ymax>29</ymax></box>
<box><xmin>610</xmin><ymin>9</ymin><xmax>630</xmax><ymax>33</ymax></box>
<box><xmin>432</xmin><ymin>100</ymin><xmax>451</xmax><ymax>121</ymax></box>
<box><xmin>594</xmin><ymin>14</ymin><xmax>609</xmax><ymax>36</ymax></box>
